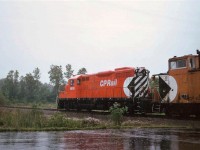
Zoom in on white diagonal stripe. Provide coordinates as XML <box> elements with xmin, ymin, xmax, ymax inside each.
<box><xmin>134</xmin><ymin>75</ymin><xmax>142</xmax><ymax>83</ymax></box>
<box><xmin>140</xmin><ymin>84</ymin><xmax>149</xmax><ymax>97</ymax></box>
<box><xmin>134</xmin><ymin>76</ymin><xmax>147</xmax><ymax>90</ymax></box>
<box><xmin>134</xmin><ymin>80</ymin><xmax>148</xmax><ymax>97</ymax></box>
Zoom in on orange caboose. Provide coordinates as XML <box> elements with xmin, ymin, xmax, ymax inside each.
<box><xmin>58</xmin><ymin>67</ymin><xmax>150</xmax><ymax>111</ymax></box>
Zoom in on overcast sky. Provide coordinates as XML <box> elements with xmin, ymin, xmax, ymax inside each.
<box><xmin>0</xmin><ymin>0</ymin><xmax>200</xmax><ymax>83</ymax></box>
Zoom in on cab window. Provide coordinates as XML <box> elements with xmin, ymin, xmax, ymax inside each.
<box><xmin>170</xmin><ymin>61</ymin><xmax>176</xmax><ymax>69</ymax></box>
<box><xmin>177</xmin><ymin>59</ymin><xmax>186</xmax><ymax>68</ymax></box>
<box><xmin>77</xmin><ymin>79</ymin><xmax>81</xmax><ymax>85</ymax></box>
<box><xmin>170</xmin><ymin>59</ymin><xmax>186</xmax><ymax>69</ymax></box>
<box><xmin>70</xmin><ymin>80</ymin><xmax>74</xmax><ymax>86</ymax></box>
<box><xmin>189</xmin><ymin>58</ymin><xmax>195</xmax><ymax>69</ymax></box>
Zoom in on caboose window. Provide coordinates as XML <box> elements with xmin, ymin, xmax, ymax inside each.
<box><xmin>70</xmin><ymin>80</ymin><xmax>74</xmax><ymax>86</ymax></box>
<box><xmin>170</xmin><ymin>59</ymin><xmax>186</xmax><ymax>69</ymax></box>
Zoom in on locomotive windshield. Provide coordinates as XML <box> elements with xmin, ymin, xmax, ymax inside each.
<box><xmin>170</xmin><ymin>59</ymin><xmax>186</xmax><ymax>69</ymax></box>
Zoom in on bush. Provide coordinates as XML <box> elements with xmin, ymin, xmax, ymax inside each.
<box><xmin>48</xmin><ymin>112</ymin><xmax>68</xmax><ymax>127</ymax></box>
<box><xmin>82</xmin><ymin>117</ymin><xmax>100</xmax><ymax>127</ymax></box>
<box><xmin>0</xmin><ymin>91</ymin><xmax>7</xmax><ymax>105</ymax></box>
<box><xmin>47</xmin><ymin>112</ymin><xmax>82</xmax><ymax>128</ymax></box>
<box><xmin>109</xmin><ymin>102</ymin><xmax>127</xmax><ymax>126</ymax></box>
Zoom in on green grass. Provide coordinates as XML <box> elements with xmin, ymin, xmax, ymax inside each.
<box><xmin>0</xmin><ymin>109</ymin><xmax>106</xmax><ymax>131</ymax></box>
<box><xmin>0</xmin><ymin>108</ymin><xmax>200</xmax><ymax>132</ymax></box>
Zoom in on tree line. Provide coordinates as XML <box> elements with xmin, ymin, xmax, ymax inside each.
<box><xmin>0</xmin><ymin>64</ymin><xmax>87</xmax><ymax>104</ymax></box>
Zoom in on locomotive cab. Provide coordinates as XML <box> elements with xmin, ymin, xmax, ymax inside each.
<box><xmin>168</xmin><ymin>51</ymin><xmax>200</xmax><ymax>103</ymax></box>
<box><xmin>65</xmin><ymin>75</ymin><xmax>83</xmax><ymax>99</ymax></box>
<box><xmin>155</xmin><ymin>50</ymin><xmax>200</xmax><ymax>116</ymax></box>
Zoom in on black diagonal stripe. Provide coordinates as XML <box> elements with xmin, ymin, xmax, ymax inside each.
<box><xmin>128</xmin><ymin>76</ymin><xmax>144</xmax><ymax>93</ymax></box>
<box><xmin>128</xmin><ymin>75</ymin><xmax>147</xmax><ymax>98</ymax></box>
<box><xmin>130</xmin><ymin>69</ymin><xmax>147</xmax><ymax>87</ymax></box>
<box><xmin>134</xmin><ymin>83</ymin><xmax>148</xmax><ymax>98</ymax></box>
<box><xmin>128</xmin><ymin>76</ymin><xmax>138</xmax><ymax>87</ymax></box>
<box><xmin>144</xmin><ymin>85</ymin><xmax>149</xmax><ymax>97</ymax></box>
<box><xmin>127</xmin><ymin>76</ymin><xmax>140</xmax><ymax>95</ymax></box>
<box><xmin>140</xmin><ymin>84</ymin><xmax>148</xmax><ymax>93</ymax></box>
<box><xmin>134</xmin><ymin>75</ymin><xmax>146</xmax><ymax>87</ymax></box>
<box><xmin>143</xmin><ymin>89</ymin><xmax>149</xmax><ymax>97</ymax></box>
<box><xmin>134</xmin><ymin>77</ymin><xmax>148</xmax><ymax>92</ymax></box>
<box><xmin>159</xmin><ymin>76</ymin><xmax>171</xmax><ymax>99</ymax></box>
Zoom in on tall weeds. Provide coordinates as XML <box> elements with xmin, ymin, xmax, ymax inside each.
<box><xmin>0</xmin><ymin>109</ymin><xmax>46</xmax><ymax>128</ymax></box>
<box><xmin>0</xmin><ymin>109</ymin><xmax>95</xmax><ymax>130</ymax></box>
<box><xmin>47</xmin><ymin>112</ymin><xmax>82</xmax><ymax>128</ymax></box>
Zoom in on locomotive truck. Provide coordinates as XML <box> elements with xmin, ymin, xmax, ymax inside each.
<box><xmin>57</xmin><ymin>50</ymin><xmax>200</xmax><ymax>116</ymax></box>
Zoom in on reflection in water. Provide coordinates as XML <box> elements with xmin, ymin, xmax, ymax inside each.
<box><xmin>64</xmin><ymin>131</ymin><xmax>124</xmax><ymax>149</ymax></box>
<box><xmin>0</xmin><ymin>129</ymin><xmax>200</xmax><ymax>150</ymax></box>
<box><xmin>62</xmin><ymin>129</ymin><xmax>200</xmax><ymax>150</ymax></box>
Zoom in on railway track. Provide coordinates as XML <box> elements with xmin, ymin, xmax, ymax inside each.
<box><xmin>0</xmin><ymin>105</ymin><xmax>58</xmax><ymax>112</ymax></box>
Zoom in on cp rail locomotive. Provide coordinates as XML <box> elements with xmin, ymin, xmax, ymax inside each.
<box><xmin>57</xmin><ymin>67</ymin><xmax>150</xmax><ymax>114</ymax></box>
<box><xmin>57</xmin><ymin>50</ymin><xmax>200</xmax><ymax>116</ymax></box>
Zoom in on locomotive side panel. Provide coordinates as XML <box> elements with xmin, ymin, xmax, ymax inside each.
<box><xmin>188</xmin><ymin>71</ymin><xmax>200</xmax><ymax>103</ymax></box>
<box><xmin>169</xmin><ymin>69</ymin><xmax>189</xmax><ymax>103</ymax></box>
<box><xmin>93</xmin><ymin>71</ymin><xmax>115</xmax><ymax>98</ymax></box>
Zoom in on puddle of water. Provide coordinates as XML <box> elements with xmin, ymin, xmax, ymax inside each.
<box><xmin>0</xmin><ymin>129</ymin><xmax>200</xmax><ymax>150</ymax></box>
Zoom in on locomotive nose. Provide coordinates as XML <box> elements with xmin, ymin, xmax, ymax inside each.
<box><xmin>123</xmin><ymin>68</ymin><xmax>149</xmax><ymax>98</ymax></box>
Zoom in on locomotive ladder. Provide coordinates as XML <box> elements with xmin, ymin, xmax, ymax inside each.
<box><xmin>152</xmin><ymin>103</ymin><xmax>161</xmax><ymax>113</ymax></box>
<box><xmin>133</xmin><ymin>98</ymin><xmax>145</xmax><ymax>114</ymax></box>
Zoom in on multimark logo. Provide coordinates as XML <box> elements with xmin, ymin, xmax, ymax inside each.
<box><xmin>100</xmin><ymin>79</ymin><xmax>117</xmax><ymax>87</ymax></box>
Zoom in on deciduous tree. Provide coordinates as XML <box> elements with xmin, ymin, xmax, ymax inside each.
<box><xmin>77</xmin><ymin>67</ymin><xmax>87</xmax><ymax>75</ymax></box>
<box><xmin>64</xmin><ymin>64</ymin><xmax>74</xmax><ymax>79</ymax></box>
<box><xmin>2</xmin><ymin>70</ymin><xmax>19</xmax><ymax>100</ymax></box>
<box><xmin>48</xmin><ymin>65</ymin><xmax>64</xmax><ymax>95</ymax></box>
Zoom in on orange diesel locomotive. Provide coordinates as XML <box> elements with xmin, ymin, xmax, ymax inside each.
<box><xmin>57</xmin><ymin>67</ymin><xmax>150</xmax><ymax>112</ymax></box>
<box><xmin>154</xmin><ymin>50</ymin><xmax>200</xmax><ymax>116</ymax></box>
